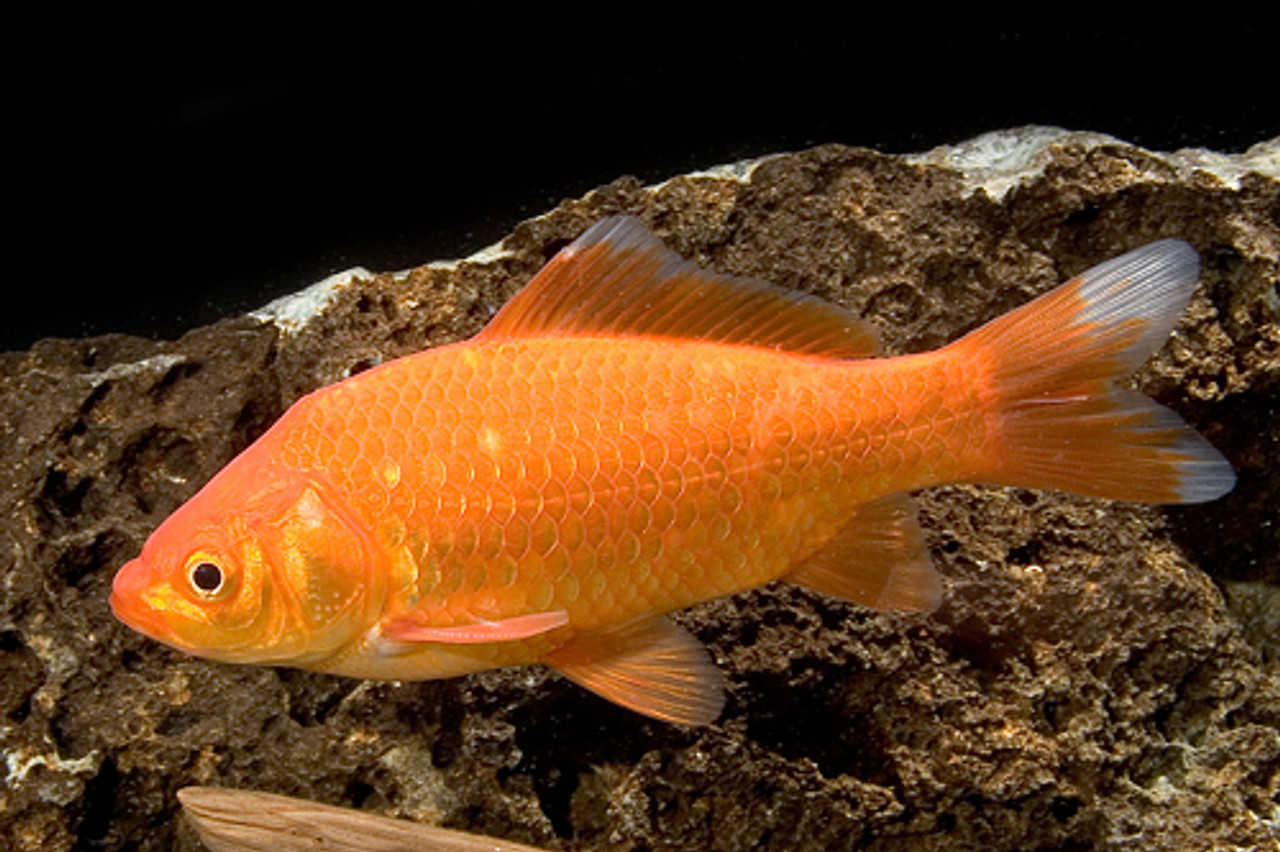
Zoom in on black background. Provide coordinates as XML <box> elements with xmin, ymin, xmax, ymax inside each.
<box><xmin>8</xmin><ymin>14</ymin><xmax>1275</xmax><ymax>353</ymax></box>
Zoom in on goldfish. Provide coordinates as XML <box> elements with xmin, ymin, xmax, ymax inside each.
<box><xmin>110</xmin><ymin>216</ymin><xmax>1235</xmax><ymax>725</ymax></box>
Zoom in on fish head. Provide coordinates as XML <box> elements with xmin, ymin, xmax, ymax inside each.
<box><xmin>111</xmin><ymin>455</ymin><xmax>380</xmax><ymax>667</ymax></box>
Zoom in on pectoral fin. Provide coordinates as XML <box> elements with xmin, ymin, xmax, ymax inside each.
<box><xmin>788</xmin><ymin>493</ymin><xmax>942</xmax><ymax>612</ymax></box>
<box><xmin>543</xmin><ymin>615</ymin><xmax>725</xmax><ymax>726</ymax></box>
<box><xmin>380</xmin><ymin>610</ymin><xmax>569</xmax><ymax>644</ymax></box>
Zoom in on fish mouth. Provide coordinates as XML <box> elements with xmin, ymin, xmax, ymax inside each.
<box><xmin>110</xmin><ymin>558</ymin><xmax>176</xmax><ymax>642</ymax></box>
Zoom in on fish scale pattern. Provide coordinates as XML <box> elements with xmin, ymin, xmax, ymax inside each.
<box><xmin>269</xmin><ymin>336</ymin><xmax>983</xmax><ymax>673</ymax></box>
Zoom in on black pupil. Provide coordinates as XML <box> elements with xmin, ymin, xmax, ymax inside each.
<box><xmin>192</xmin><ymin>562</ymin><xmax>222</xmax><ymax>592</ymax></box>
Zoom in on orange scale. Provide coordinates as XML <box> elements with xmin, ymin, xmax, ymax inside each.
<box><xmin>540</xmin><ymin>479</ymin><xmax>568</xmax><ymax>522</ymax></box>
<box><xmin>649</xmin><ymin>499</ymin><xmax>675</xmax><ymax>535</ymax></box>
<box><xmin>527</xmin><ymin>579</ymin><xmax>555</xmax><ymax>612</ymax></box>
<box><xmin>574</xmin><ymin>383</ymin><xmax>601</xmax><ymax>416</ymax></box>
<box><xmin>627</xmin><ymin>501</ymin><xmax>652</xmax><ymax>535</ymax></box>
<box><xmin>770</xmin><ymin>417</ymin><xmax>794</xmax><ymax>446</ymax></box>
<box><xmin>527</xmin><ymin>417</ymin><xmax>555</xmax><ymax>446</ymax></box>
<box><xmin>789</xmin><ymin>410</ymin><xmax>817</xmax><ymax>442</ymax></box>
<box><xmin>684</xmin><ymin>424</ymin><xmax>710</xmax><ymax>456</ymax></box>
<box><xmin>775</xmin><ymin>470</ymin><xmax>801</xmax><ymax>501</ymax></box>
<box><xmin>388</xmin><ymin>493</ymin><xmax>418</xmax><ymax>526</ymax></box>
<box><xmin>545</xmin><ymin>443</ymin><xmax>578</xmax><ymax>482</ymax></box>
<box><xmin>356</xmin><ymin>483</ymin><xmax>390</xmax><ymax>517</ymax></box>
<box><xmin>708</xmin><ymin>513</ymin><xmax>733</xmax><ymax>544</ymax></box>
<box><xmin>788</xmin><ymin>445</ymin><xmax>813</xmax><ymax>472</ymax></box>
<box><xmin>702</xmin><ymin>456</ymin><xmax>728</xmax><ymax>490</ymax></box>
<box><xmin>363</xmin><ymin>432</ymin><xmax>386</xmax><ymax>464</ymax></box>
<box><xmin>665</xmin><ymin>436</ymin><xmax>689</xmax><ymax>467</ymax></box>
<box><xmin>383</xmin><ymin>429</ymin><xmax>409</xmax><ymax>462</ymax></box>
<box><xmin>608</xmin><ymin>470</ymin><xmax>639</xmax><ymax>508</ymax></box>
<box><xmin>680</xmin><ymin>459</ymin><xmax>705</xmax><ymax>495</ymax></box>
<box><xmin>507</xmin><ymin>395</ymin><xmax>535</xmax><ymax>427</ymax></box>
<box><xmin>575</xmin><ymin>441</ymin><xmax>602</xmax><ymax>481</ymax></box>
<box><xmin>719</xmin><ymin>484</ymin><xmax>743</xmax><ymax>516</ymax></box>
<box><xmin>636</xmin><ymin>572</ymin><xmax>663</xmax><ymax>605</ymax></box>
<box><xmin>541</xmin><ymin>546</ymin><xmax>571</xmax><ymax>583</ymax></box>
<box><xmin>663</xmin><ymin>552</ymin><xmax>696</xmax><ymax>589</ymax></box>
<box><xmin>487</xmin><ymin>482</ymin><xmax>516</xmax><ymax>524</ymax></box>
<box><xmin>592</xmin><ymin>588</ymin><xmax>617</xmax><ymax>618</ymax></box>
<box><xmin>761</xmin><ymin>445</ymin><xmax>787</xmax><ymax>476</ymax></box>
<box><xmin>335</xmin><ymin>432</ymin><xmax>362</xmax><ymax>466</ymax></box>
<box><xmin>476</xmin><ymin>520</ymin><xmax>504</xmax><ymax>560</ymax></box>
<box><xmin>635</xmin><ymin>467</ymin><xmax>661</xmax><ymax>504</ymax></box>
<box><xmin>639</xmin><ymin>432</ymin><xmax>668</xmax><ymax>469</ymax></box>
<box><xmin>503</xmin><ymin>518</ymin><xmax>531</xmax><ymax>560</ymax></box>
<box><xmin>810</xmin><ymin>404</ymin><xmax>838</xmax><ymax>437</ymax></box>
<box><xmin>442</xmin><ymin>381</ymin><xmax>470</xmax><ymax>414</ymax></box>
<box><xmin>437</xmin><ymin>559</ymin><xmax>466</xmax><ymax>596</ymax></box>
<box><xmin>566</xmin><ymin>476</ymin><xmax>592</xmax><ymax>515</ymax></box>
<box><xmin>673</xmin><ymin>496</ymin><xmax>699</xmax><ymax>531</ymax></box>
<box><xmin>529</xmin><ymin>513</ymin><xmax>558</xmax><ymax>556</ymax></box>
<box><xmin>521</xmin><ymin>455</ymin><xmax>551</xmax><ymax>490</ymax></box>
<box><xmin>444</xmin><ymin>455</ymin><xmax>477</xmax><ymax>489</ymax></box>
<box><xmin>588</xmin><ymin>460</ymin><xmax>616</xmax><ymax>497</ymax></box>
<box><xmin>584</xmin><ymin>569</ymin><xmax>609</xmax><ymax>602</ymax></box>
<box><xmin>582</xmin><ymin>503</ymin><xmax>610</xmax><ymax>549</ymax></box>
<box><xmin>712</xmin><ymin>552</ymin><xmax>745</xmax><ymax>589</ymax></box>
<box><xmin>680</xmin><ymin>521</ymin><xmax>710</xmax><ymax>555</ymax></box>
<box><xmin>867</xmin><ymin>429</ymin><xmax>888</xmax><ymax>452</ymax></box>
<box><xmin>452</xmin><ymin>523</ymin><xmax>478</xmax><ymax>559</ymax></box>
<box><xmin>798</xmin><ymin>467</ymin><xmax>824</xmax><ymax>495</ymax></box>
<box><xmin>640</xmin><ymin>529</ymin><xmax>664</xmax><ymax>562</ymax></box>
<box><xmin>451</xmin><ymin>355</ymin><xmax>475</xmax><ymax>388</ymax></box>
<box><xmin>559</xmin><ymin>514</ymin><xmax>586</xmax><ymax>553</ymax></box>
<box><xmin>656</xmin><ymin>466</ymin><xmax>684</xmax><ymax>505</ymax></box>
<box><xmin>367</xmin><ymin>403</ymin><xmax>393</xmax><ymax>433</ymax></box>
<box><xmin>465</xmin><ymin>560</ymin><xmax>489</xmax><ymax>593</ymax></box>
<box><xmin>480</xmin><ymin>395</ymin><xmax>511</xmax><ymax>425</ymax></box>
<box><xmin>495</xmin><ymin>582</ymin><xmax>528</xmax><ymax>615</ymax></box>
<box><xmin>418</xmin><ymin>378</ymin><xmax>443</xmax><ymax>406</ymax></box>
<box><xmin>615</xmin><ymin>432</ymin><xmax>645</xmax><ymax>468</ymax></box>
<box><xmin>555</xmin><ymin>572</ymin><xmax>580</xmax><ymax>605</ymax></box>
<box><xmin>757</xmin><ymin>473</ymin><xmax>782</xmax><ymax>502</ymax></box>
<box><xmin>509</xmin><ymin>348</ymin><xmax>538</xmax><ymax>379</ymax></box>
<box><xmin>389</xmin><ymin>404</ymin><xmax>417</xmax><ymax>435</ymax></box>
<box><xmin>610</xmin><ymin>530</ymin><xmax>639</xmax><ymax>565</ymax></box>
<box><xmin>597</xmin><ymin>384</ymin><xmax>626</xmax><ymax>417</ymax></box>
<box><xmin>471</xmin><ymin>454</ymin><xmax>501</xmax><ymax>487</ymax></box>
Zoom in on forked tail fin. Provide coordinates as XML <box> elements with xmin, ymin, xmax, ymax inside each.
<box><xmin>956</xmin><ymin>239</ymin><xmax>1235</xmax><ymax>503</ymax></box>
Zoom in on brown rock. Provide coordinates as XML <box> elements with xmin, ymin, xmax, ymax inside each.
<box><xmin>2</xmin><ymin>129</ymin><xmax>1277</xmax><ymax>851</ymax></box>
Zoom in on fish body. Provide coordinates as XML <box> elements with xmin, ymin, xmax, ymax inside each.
<box><xmin>111</xmin><ymin>217</ymin><xmax>1235</xmax><ymax>724</ymax></box>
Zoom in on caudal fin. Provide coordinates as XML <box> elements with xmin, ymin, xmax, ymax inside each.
<box><xmin>957</xmin><ymin>240</ymin><xmax>1235</xmax><ymax>504</ymax></box>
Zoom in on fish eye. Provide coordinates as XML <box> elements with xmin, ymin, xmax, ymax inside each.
<box><xmin>187</xmin><ymin>560</ymin><xmax>225</xmax><ymax>597</ymax></box>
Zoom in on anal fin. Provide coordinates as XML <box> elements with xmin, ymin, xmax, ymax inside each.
<box><xmin>543</xmin><ymin>615</ymin><xmax>725</xmax><ymax>726</ymax></box>
<box><xmin>788</xmin><ymin>493</ymin><xmax>942</xmax><ymax>613</ymax></box>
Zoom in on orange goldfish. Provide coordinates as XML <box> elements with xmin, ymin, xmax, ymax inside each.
<box><xmin>110</xmin><ymin>216</ymin><xmax>1235</xmax><ymax>725</ymax></box>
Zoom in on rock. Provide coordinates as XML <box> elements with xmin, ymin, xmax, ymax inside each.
<box><xmin>2</xmin><ymin>128</ymin><xmax>1277</xmax><ymax>851</ymax></box>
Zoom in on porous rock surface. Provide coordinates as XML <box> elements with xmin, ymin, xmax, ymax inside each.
<box><xmin>2</xmin><ymin>129</ymin><xmax>1278</xmax><ymax>851</ymax></box>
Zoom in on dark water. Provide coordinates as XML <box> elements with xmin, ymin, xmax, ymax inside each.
<box><xmin>7</xmin><ymin>23</ymin><xmax>1277</xmax><ymax>352</ymax></box>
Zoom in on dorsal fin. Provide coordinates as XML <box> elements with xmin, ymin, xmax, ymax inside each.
<box><xmin>476</xmin><ymin>215</ymin><xmax>881</xmax><ymax>358</ymax></box>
